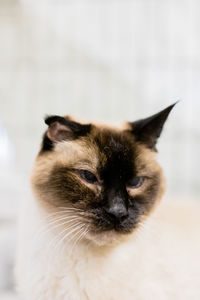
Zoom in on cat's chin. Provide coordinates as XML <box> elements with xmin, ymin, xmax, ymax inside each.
<box><xmin>85</xmin><ymin>229</ymin><xmax>132</xmax><ymax>247</ymax></box>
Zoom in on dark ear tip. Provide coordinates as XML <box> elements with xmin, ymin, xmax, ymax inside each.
<box><xmin>167</xmin><ymin>100</ymin><xmax>180</xmax><ymax>111</ymax></box>
<box><xmin>160</xmin><ymin>101</ymin><xmax>179</xmax><ymax>118</ymax></box>
<box><xmin>44</xmin><ymin>115</ymin><xmax>65</xmax><ymax>126</ymax></box>
<box><xmin>44</xmin><ymin>115</ymin><xmax>52</xmax><ymax>126</ymax></box>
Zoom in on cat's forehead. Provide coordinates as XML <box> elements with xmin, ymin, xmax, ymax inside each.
<box><xmin>92</xmin><ymin>127</ymin><xmax>135</xmax><ymax>164</ymax></box>
<box><xmin>93</xmin><ymin>129</ymin><xmax>135</xmax><ymax>181</ymax></box>
<box><xmin>53</xmin><ymin>125</ymin><xmax>147</xmax><ymax>174</ymax></box>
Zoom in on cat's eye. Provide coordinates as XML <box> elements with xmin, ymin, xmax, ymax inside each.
<box><xmin>128</xmin><ymin>176</ymin><xmax>144</xmax><ymax>189</ymax></box>
<box><xmin>79</xmin><ymin>170</ymin><xmax>98</xmax><ymax>184</ymax></box>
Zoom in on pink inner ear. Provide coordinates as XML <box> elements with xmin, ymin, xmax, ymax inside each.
<box><xmin>46</xmin><ymin>121</ymin><xmax>71</xmax><ymax>142</ymax></box>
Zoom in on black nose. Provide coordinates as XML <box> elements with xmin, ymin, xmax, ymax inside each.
<box><xmin>104</xmin><ymin>196</ymin><xmax>128</xmax><ymax>220</ymax></box>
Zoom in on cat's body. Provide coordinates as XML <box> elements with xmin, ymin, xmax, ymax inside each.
<box><xmin>16</xmin><ymin>105</ymin><xmax>200</xmax><ymax>300</ymax></box>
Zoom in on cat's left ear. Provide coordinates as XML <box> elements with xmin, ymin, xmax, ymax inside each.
<box><xmin>45</xmin><ymin>115</ymin><xmax>91</xmax><ymax>142</ymax></box>
<box><xmin>129</xmin><ymin>103</ymin><xmax>177</xmax><ymax>150</ymax></box>
<box><xmin>40</xmin><ymin>115</ymin><xmax>91</xmax><ymax>152</ymax></box>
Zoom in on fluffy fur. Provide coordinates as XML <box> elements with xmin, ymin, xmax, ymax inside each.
<box><xmin>16</xmin><ymin>105</ymin><xmax>200</xmax><ymax>300</ymax></box>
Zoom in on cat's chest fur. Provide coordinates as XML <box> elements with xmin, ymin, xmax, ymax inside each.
<box><xmin>16</xmin><ymin>199</ymin><xmax>200</xmax><ymax>300</ymax></box>
<box><xmin>17</xmin><ymin>227</ymin><xmax>164</xmax><ymax>300</ymax></box>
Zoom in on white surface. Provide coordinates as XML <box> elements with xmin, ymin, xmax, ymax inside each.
<box><xmin>0</xmin><ymin>224</ymin><xmax>17</xmax><ymax>299</ymax></box>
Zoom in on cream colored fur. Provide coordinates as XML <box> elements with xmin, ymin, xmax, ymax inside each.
<box><xmin>16</xmin><ymin>196</ymin><xmax>200</xmax><ymax>300</ymax></box>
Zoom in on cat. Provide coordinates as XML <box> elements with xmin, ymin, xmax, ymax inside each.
<box><xmin>16</xmin><ymin>103</ymin><xmax>200</xmax><ymax>300</ymax></box>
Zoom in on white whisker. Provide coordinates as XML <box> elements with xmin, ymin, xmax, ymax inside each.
<box><xmin>57</xmin><ymin>223</ymin><xmax>85</xmax><ymax>248</ymax></box>
<box><xmin>59</xmin><ymin>225</ymin><xmax>86</xmax><ymax>256</ymax></box>
<box><xmin>49</xmin><ymin>222</ymin><xmax>83</xmax><ymax>255</ymax></box>
<box><xmin>58</xmin><ymin>207</ymin><xmax>84</xmax><ymax>211</ymax></box>
<box><xmin>70</xmin><ymin>226</ymin><xmax>89</xmax><ymax>255</ymax></box>
<box><xmin>34</xmin><ymin>216</ymin><xmax>83</xmax><ymax>244</ymax></box>
<box><xmin>48</xmin><ymin>222</ymin><xmax>85</xmax><ymax>267</ymax></box>
<box><xmin>47</xmin><ymin>215</ymin><xmax>82</xmax><ymax>228</ymax></box>
<box><xmin>43</xmin><ymin>209</ymin><xmax>83</xmax><ymax>221</ymax></box>
<box><xmin>45</xmin><ymin>221</ymin><xmax>84</xmax><ymax>271</ymax></box>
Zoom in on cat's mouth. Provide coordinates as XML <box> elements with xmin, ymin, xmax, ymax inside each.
<box><xmin>84</xmin><ymin>215</ymin><xmax>138</xmax><ymax>246</ymax></box>
<box><xmin>89</xmin><ymin>212</ymin><xmax>138</xmax><ymax>235</ymax></box>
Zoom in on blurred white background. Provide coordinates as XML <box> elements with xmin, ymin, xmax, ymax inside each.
<box><xmin>0</xmin><ymin>0</ymin><xmax>200</xmax><ymax>298</ymax></box>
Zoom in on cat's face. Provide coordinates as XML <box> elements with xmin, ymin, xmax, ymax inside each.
<box><xmin>32</xmin><ymin>104</ymin><xmax>175</xmax><ymax>245</ymax></box>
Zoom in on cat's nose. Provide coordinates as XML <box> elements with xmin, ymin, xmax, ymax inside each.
<box><xmin>105</xmin><ymin>196</ymin><xmax>128</xmax><ymax>220</ymax></box>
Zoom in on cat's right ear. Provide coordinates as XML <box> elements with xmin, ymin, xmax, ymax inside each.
<box><xmin>128</xmin><ymin>103</ymin><xmax>177</xmax><ymax>151</ymax></box>
<box><xmin>41</xmin><ymin>115</ymin><xmax>91</xmax><ymax>152</ymax></box>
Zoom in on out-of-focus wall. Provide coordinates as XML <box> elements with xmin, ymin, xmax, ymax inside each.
<box><xmin>0</xmin><ymin>0</ymin><xmax>200</xmax><ymax>297</ymax></box>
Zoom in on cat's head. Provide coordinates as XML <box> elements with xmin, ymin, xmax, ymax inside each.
<box><xmin>32</xmin><ymin>104</ymin><xmax>176</xmax><ymax>246</ymax></box>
